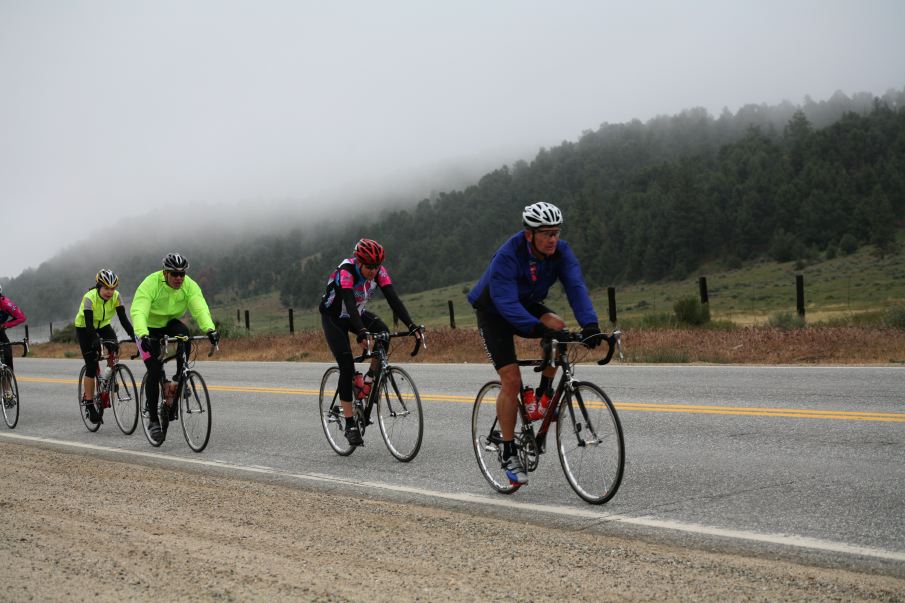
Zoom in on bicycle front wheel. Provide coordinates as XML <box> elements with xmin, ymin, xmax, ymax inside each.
<box><xmin>472</xmin><ymin>381</ymin><xmax>521</xmax><ymax>495</ymax></box>
<box><xmin>556</xmin><ymin>381</ymin><xmax>625</xmax><ymax>504</ymax></box>
<box><xmin>179</xmin><ymin>371</ymin><xmax>212</xmax><ymax>452</ymax></box>
<box><xmin>319</xmin><ymin>367</ymin><xmax>355</xmax><ymax>456</ymax></box>
<box><xmin>1</xmin><ymin>367</ymin><xmax>19</xmax><ymax>429</ymax></box>
<box><xmin>111</xmin><ymin>364</ymin><xmax>139</xmax><ymax>435</ymax></box>
<box><xmin>77</xmin><ymin>365</ymin><xmax>101</xmax><ymax>433</ymax></box>
<box><xmin>376</xmin><ymin>367</ymin><xmax>423</xmax><ymax>462</ymax></box>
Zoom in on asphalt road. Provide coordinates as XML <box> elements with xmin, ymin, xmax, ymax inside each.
<box><xmin>4</xmin><ymin>357</ymin><xmax>904</xmax><ymax>574</ymax></box>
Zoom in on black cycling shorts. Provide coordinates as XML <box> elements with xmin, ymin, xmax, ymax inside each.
<box><xmin>475</xmin><ymin>303</ymin><xmax>553</xmax><ymax>370</ymax></box>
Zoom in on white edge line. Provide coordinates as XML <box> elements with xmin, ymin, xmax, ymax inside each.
<box><xmin>3</xmin><ymin>432</ymin><xmax>904</xmax><ymax>564</ymax></box>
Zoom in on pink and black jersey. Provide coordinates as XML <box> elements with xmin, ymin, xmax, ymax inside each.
<box><xmin>320</xmin><ymin>257</ymin><xmax>393</xmax><ymax>318</ymax></box>
<box><xmin>0</xmin><ymin>296</ymin><xmax>26</xmax><ymax>329</ymax></box>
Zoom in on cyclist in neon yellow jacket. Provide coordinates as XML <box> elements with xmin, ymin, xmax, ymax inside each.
<box><xmin>131</xmin><ymin>252</ymin><xmax>219</xmax><ymax>443</ymax></box>
<box><xmin>75</xmin><ymin>269</ymin><xmax>136</xmax><ymax>425</ymax></box>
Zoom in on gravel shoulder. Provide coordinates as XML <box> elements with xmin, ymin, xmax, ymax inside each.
<box><xmin>2</xmin><ymin>441</ymin><xmax>903</xmax><ymax>602</ymax></box>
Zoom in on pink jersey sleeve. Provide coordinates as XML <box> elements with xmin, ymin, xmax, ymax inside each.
<box><xmin>376</xmin><ymin>265</ymin><xmax>392</xmax><ymax>287</ymax></box>
<box><xmin>0</xmin><ymin>297</ymin><xmax>26</xmax><ymax>328</ymax></box>
<box><xmin>338</xmin><ymin>267</ymin><xmax>356</xmax><ymax>289</ymax></box>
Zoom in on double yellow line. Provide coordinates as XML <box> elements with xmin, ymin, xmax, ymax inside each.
<box><xmin>17</xmin><ymin>377</ymin><xmax>905</xmax><ymax>423</ymax></box>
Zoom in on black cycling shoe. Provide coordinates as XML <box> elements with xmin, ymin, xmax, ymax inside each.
<box><xmin>168</xmin><ymin>401</ymin><xmax>178</xmax><ymax>421</ymax></box>
<box><xmin>344</xmin><ymin>425</ymin><xmax>363</xmax><ymax>446</ymax></box>
<box><xmin>148</xmin><ymin>420</ymin><xmax>164</xmax><ymax>443</ymax></box>
<box><xmin>84</xmin><ymin>399</ymin><xmax>101</xmax><ymax>424</ymax></box>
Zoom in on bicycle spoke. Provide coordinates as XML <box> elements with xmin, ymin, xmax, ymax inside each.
<box><xmin>471</xmin><ymin>381</ymin><xmax>522</xmax><ymax>494</ymax></box>
<box><xmin>319</xmin><ymin>367</ymin><xmax>355</xmax><ymax>456</ymax></box>
<box><xmin>377</xmin><ymin>367</ymin><xmax>423</xmax><ymax>462</ymax></box>
<box><xmin>556</xmin><ymin>382</ymin><xmax>624</xmax><ymax>504</ymax></box>
<box><xmin>180</xmin><ymin>371</ymin><xmax>212</xmax><ymax>452</ymax></box>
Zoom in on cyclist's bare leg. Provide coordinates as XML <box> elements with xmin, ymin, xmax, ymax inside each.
<box><xmin>340</xmin><ymin>399</ymin><xmax>354</xmax><ymax>418</ymax></box>
<box><xmin>82</xmin><ymin>376</ymin><xmax>95</xmax><ymax>400</ymax></box>
<box><xmin>495</xmin><ymin>363</ymin><xmax>521</xmax><ymax>440</ymax></box>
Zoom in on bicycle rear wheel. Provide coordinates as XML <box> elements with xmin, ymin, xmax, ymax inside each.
<box><xmin>556</xmin><ymin>381</ymin><xmax>624</xmax><ymax>504</ymax></box>
<box><xmin>111</xmin><ymin>364</ymin><xmax>139</xmax><ymax>435</ymax></box>
<box><xmin>319</xmin><ymin>367</ymin><xmax>355</xmax><ymax>456</ymax></box>
<box><xmin>77</xmin><ymin>365</ymin><xmax>101</xmax><ymax>432</ymax></box>
<box><xmin>376</xmin><ymin>366</ymin><xmax>423</xmax><ymax>462</ymax></box>
<box><xmin>1</xmin><ymin>367</ymin><xmax>19</xmax><ymax>429</ymax></box>
<box><xmin>139</xmin><ymin>372</ymin><xmax>163</xmax><ymax>447</ymax></box>
<box><xmin>179</xmin><ymin>371</ymin><xmax>212</xmax><ymax>452</ymax></box>
<box><xmin>472</xmin><ymin>381</ymin><xmax>523</xmax><ymax>494</ymax></box>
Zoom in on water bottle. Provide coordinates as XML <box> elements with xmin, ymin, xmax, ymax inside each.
<box><xmin>353</xmin><ymin>372</ymin><xmax>365</xmax><ymax>400</ymax></box>
<box><xmin>102</xmin><ymin>365</ymin><xmax>113</xmax><ymax>381</ymax></box>
<box><xmin>522</xmin><ymin>386</ymin><xmax>539</xmax><ymax>421</ymax></box>
<box><xmin>362</xmin><ymin>373</ymin><xmax>374</xmax><ymax>398</ymax></box>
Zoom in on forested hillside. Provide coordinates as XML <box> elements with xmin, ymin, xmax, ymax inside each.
<box><xmin>4</xmin><ymin>88</ymin><xmax>904</xmax><ymax>323</ymax></box>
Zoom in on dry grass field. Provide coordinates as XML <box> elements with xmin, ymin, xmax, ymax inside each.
<box><xmin>28</xmin><ymin>326</ymin><xmax>905</xmax><ymax>365</ymax></box>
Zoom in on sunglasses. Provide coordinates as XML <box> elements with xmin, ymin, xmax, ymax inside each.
<box><xmin>362</xmin><ymin>263</ymin><xmax>381</xmax><ymax>270</ymax></box>
<box><xmin>168</xmin><ymin>271</ymin><xmax>186</xmax><ymax>278</ymax></box>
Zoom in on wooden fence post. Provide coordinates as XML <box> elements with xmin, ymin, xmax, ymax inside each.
<box><xmin>607</xmin><ymin>287</ymin><xmax>617</xmax><ymax>325</ymax></box>
<box><xmin>698</xmin><ymin>276</ymin><xmax>709</xmax><ymax>305</ymax></box>
<box><xmin>289</xmin><ymin>308</ymin><xmax>294</xmax><ymax>334</ymax></box>
<box><xmin>448</xmin><ymin>300</ymin><xmax>456</xmax><ymax>329</ymax></box>
<box><xmin>796</xmin><ymin>275</ymin><xmax>805</xmax><ymax>318</ymax></box>
<box><xmin>245</xmin><ymin>310</ymin><xmax>250</xmax><ymax>331</ymax></box>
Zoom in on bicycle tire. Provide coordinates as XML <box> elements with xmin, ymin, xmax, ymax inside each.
<box><xmin>139</xmin><ymin>372</ymin><xmax>163</xmax><ymax>447</ymax></box>
<box><xmin>318</xmin><ymin>367</ymin><xmax>356</xmax><ymax>456</ymax></box>
<box><xmin>376</xmin><ymin>366</ymin><xmax>423</xmax><ymax>462</ymax></box>
<box><xmin>111</xmin><ymin>364</ymin><xmax>139</xmax><ymax>435</ymax></box>
<box><xmin>77</xmin><ymin>365</ymin><xmax>101</xmax><ymax>432</ymax></box>
<box><xmin>179</xmin><ymin>370</ymin><xmax>211</xmax><ymax>452</ymax></box>
<box><xmin>556</xmin><ymin>381</ymin><xmax>625</xmax><ymax>504</ymax></box>
<box><xmin>471</xmin><ymin>381</ymin><xmax>524</xmax><ymax>494</ymax></box>
<box><xmin>1</xmin><ymin>367</ymin><xmax>19</xmax><ymax>429</ymax></box>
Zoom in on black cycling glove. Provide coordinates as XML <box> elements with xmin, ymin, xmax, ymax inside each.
<box><xmin>208</xmin><ymin>330</ymin><xmax>220</xmax><ymax>346</ymax></box>
<box><xmin>356</xmin><ymin>329</ymin><xmax>370</xmax><ymax>343</ymax></box>
<box><xmin>581</xmin><ymin>323</ymin><xmax>603</xmax><ymax>349</ymax></box>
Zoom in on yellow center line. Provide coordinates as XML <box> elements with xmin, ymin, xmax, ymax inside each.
<box><xmin>16</xmin><ymin>376</ymin><xmax>904</xmax><ymax>422</ymax></box>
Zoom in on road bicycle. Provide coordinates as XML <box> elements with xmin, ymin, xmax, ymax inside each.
<box><xmin>0</xmin><ymin>338</ymin><xmax>28</xmax><ymax>429</ymax></box>
<box><xmin>138</xmin><ymin>334</ymin><xmax>218</xmax><ymax>452</ymax></box>
<box><xmin>471</xmin><ymin>330</ymin><xmax>625</xmax><ymax>504</ymax></box>
<box><xmin>77</xmin><ymin>338</ymin><xmax>139</xmax><ymax>434</ymax></box>
<box><xmin>319</xmin><ymin>328</ymin><xmax>425</xmax><ymax>461</ymax></box>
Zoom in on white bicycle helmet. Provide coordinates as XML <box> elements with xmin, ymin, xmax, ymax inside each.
<box><xmin>96</xmin><ymin>269</ymin><xmax>119</xmax><ymax>288</ymax></box>
<box><xmin>162</xmin><ymin>252</ymin><xmax>189</xmax><ymax>272</ymax></box>
<box><xmin>522</xmin><ymin>202</ymin><xmax>563</xmax><ymax>229</ymax></box>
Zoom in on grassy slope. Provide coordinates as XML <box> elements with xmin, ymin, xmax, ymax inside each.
<box><xmin>210</xmin><ymin>241</ymin><xmax>905</xmax><ymax>335</ymax></box>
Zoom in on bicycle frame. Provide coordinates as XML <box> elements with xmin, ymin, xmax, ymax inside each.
<box><xmin>352</xmin><ymin>330</ymin><xmax>424</xmax><ymax>429</ymax></box>
<box><xmin>0</xmin><ymin>339</ymin><xmax>29</xmax><ymax>369</ymax></box>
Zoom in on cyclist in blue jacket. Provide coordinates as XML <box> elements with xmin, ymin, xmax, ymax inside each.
<box><xmin>467</xmin><ymin>202</ymin><xmax>603</xmax><ymax>486</ymax></box>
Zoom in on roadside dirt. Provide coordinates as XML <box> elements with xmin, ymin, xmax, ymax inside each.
<box><xmin>2</xmin><ymin>442</ymin><xmax>903</xmax><ymax>602</ymax></box>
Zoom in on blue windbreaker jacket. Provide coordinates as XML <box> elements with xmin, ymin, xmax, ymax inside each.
<box><xmin>467</xmin><ymin>232</ymin><xmax>597</xmax><ymax>334</ymax></box>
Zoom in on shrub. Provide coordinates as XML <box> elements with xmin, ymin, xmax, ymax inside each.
<box><xmin>766</xmin><ymin>311</ymin><xmax>806</xmax><ymax>330</ymax></box>
<box><xmin>884</xmin><ymin>305</ymin><xmax>905</xmax><ymax>330</ymax></box>
<box><xmin>673</xmin><ymin>297</ymin><xmax>710</xmax><ymax>326</ymax></box>
<box><xmin>839</xmin><ymin>233</ymin><xmax>858</xmax><ymax>256</ymax></box>
<box><xmin>50</xmin><ymin>322</ymin><xmax>77</xmax><ymax>343</ymax></box>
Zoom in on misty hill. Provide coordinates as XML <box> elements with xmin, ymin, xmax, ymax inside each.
<box><xmin>4</xmin><ymin>87</ymin><xmax>904</xmax><ymax>324</ymax></box>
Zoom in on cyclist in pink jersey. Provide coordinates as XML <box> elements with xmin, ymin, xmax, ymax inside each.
<box><xmin>319</xmin><ymin>238</ymin><xmax>422</xmax><ymax>446</ymax></box>
<box><xmin>0</xmin><ymin>285</ymin><xmax>26</xmax><ymax>375</ymax></box>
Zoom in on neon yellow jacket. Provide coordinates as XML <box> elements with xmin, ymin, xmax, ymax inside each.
<box><xmin>130</xmin><ymin>270</ymin><xmax>215</xmax><ymax>338</ymax></box>
<box><xmin>74</xmin><ymin>288</ymin><xmax>122</xmax><ymax>329</ymax></box>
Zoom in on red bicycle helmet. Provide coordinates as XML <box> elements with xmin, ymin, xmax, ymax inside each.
<box><xmin>353</xmin><ymin>238</ymin><xmax>385</xmax><ymax>266</ymax></box>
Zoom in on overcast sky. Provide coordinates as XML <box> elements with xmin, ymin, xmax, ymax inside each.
<box><xmin>2</xmin><ymin>0</ymin><xmax>904</xmax><ymax>278</ymax></box>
